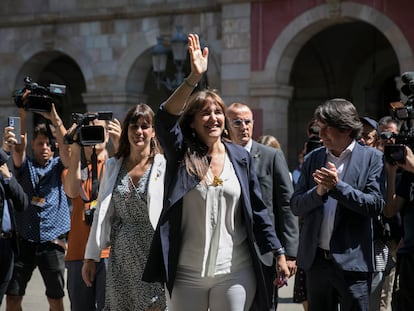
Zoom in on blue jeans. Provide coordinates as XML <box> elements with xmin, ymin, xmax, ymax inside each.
<box><xmin>307</xmin><ymin>248</ymin><xmax>370</xmax><ymax>311</ymax></box>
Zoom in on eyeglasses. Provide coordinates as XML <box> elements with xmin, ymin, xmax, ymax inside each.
<box><xmin>231</xmin><ymin>119</ymin><xmax>253</xmax><ymax>127</ymax></box>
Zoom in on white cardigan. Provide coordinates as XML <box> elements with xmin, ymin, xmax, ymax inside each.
<box><xmin>84</xmin><ymin>154</ymin><xmax>166</xmax><ymax>261</ymax></box>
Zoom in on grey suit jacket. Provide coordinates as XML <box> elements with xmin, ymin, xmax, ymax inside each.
<box><xmin>250</xmin><ymin>141</ymin><xmax>298</xmax><ymax>257</ymax></box>
<box><xmin>291</xmin><ymin>143</ymin><xmax>385</xmax><ymax>272</ymax></box>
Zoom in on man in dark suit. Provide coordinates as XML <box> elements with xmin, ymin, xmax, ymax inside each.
<box><xmin>291</xmin><ymin>98</ymin><xmax>384</xmax><ymax>311</ymax></box>
<box><xmin>227</xmin><ymin>103</ymin><xmax>298</xmax><ymax>310</ymax></box>
<box><xmin>0</xmin><ymin>147</ymin><xmax>28</xmax><ymax>305</ymax></box>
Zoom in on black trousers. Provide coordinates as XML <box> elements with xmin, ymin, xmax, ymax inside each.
<box><xmin>306</xmin><ymin>248</ymin><xmax>371</xmax><ymax>311</ymax></box>
<box><xmin>250</xmin><ymin>262</ymin><xmax>278</xmax><ymax>311</ymax></box>
<box><xmin>392</xmin><ymin>252</ymin><xmax>414</xmax><ymax>311</ymax></box>
<box><xmin>0</xmin><ymin>238</ymin><xmax>14</xmax><ymax>305</ymax></box>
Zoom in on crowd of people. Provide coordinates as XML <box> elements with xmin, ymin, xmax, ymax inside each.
<box><xmin>0</xmin><ymin>33</ymin><xmax>413</xmax><ymax>311</ymax></box>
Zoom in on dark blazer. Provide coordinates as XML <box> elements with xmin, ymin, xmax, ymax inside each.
<box><xmin>290</xmin><ymin>143</ymin><xmax>384</xmax><ymax>272</ymax></box>
<box><xmin>143</xmin><ymin>106</ymin><xmax>282</xmax><ymax>310</ymax></box>
<box><xmin>0</xmin><ymin>175</ymin><xmax>29</xmax><ymax>253</ymax></box>
<box><xmin>250</xmin><ymin>141</ymin><xmax>298</xmax><ymax>257</ymax></box>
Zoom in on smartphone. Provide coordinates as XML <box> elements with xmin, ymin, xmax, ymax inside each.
<box><xmin>8</xmin><ymin>116</ymin><xmax>22</xmax><ymax>144</ymax></box>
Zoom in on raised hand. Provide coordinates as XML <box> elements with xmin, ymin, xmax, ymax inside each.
<box><xmin>108</xmin><ymin>118</ymin><xmax>121</xmax><ymax>153</ymax></box>
<box><xmin>188</xmin><ymin>33</ymin><xmax>209</xmax><ymax>76</ymax></box>
<box><xmin>398</xmin><ymin>145</ymin><xmax>414</xmax><ymax>173</ymax></box>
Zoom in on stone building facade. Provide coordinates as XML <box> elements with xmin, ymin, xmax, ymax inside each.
<box><xmin>1</xmin><ymin>0</ymin><xmax>413</xmax><ymax>167</ymax></box>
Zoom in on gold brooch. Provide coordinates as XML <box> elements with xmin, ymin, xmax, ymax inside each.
<box><xmin>211</xmin><ymin>176</ymin><xmax>223</xmax><ymax>187</ymax></box>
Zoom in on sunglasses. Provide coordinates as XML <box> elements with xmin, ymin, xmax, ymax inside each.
<box><xmin>231</xmin><ymin>119</ymin><xmax>253</xmax><ymax>127</ymax></box>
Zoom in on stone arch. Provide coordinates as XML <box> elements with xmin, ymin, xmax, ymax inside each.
<box><xmin>118</xmin><ymin>28</ymin><xmax>185</xmax><ymax>113</ymax></box>
<box><xmin>264</xmin><ymin>3</ymin><xmax>414</xmax><ymax>85</ymax></box>
<box><xmin>121</xmin><ymin>26</ymin><xmax>221</xmax><ymax>111</ymax></box>
<box><xmin>250</xmin><ymin>2</ymin><xmax>414</xmax><ymax>163</ymax></box>
<box><xmin>13</xmin><ymin>44</ymin><xmax>88</xmax><ymax>126</ymax></box>
<box><xmin>14</xmin><ymin>38</ymin><xmax>94</xmax><ymax>88</ymax></box>
<box><xmin>118</xmin><ymin>29</ymin><xmax>160</xmax><ymax>95</ymax></box>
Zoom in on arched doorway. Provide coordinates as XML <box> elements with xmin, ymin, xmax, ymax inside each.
<box><xmin>288</xmin><ymin>21</ymin><xmax>400</xmax><ymax>168</ymax></box>
<box><xmin>251</xmin><ymin>2</ymin><xmax>414</xmax><ymax>168</ymax></box>
<box><xmin>15</xmin><ymin>51</ymin><xmax>86</xmax><ymax>127</ymax></box>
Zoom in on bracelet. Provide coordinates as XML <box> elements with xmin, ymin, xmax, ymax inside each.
<box><xmin>183</xmin><ymin>78</ymin><xmax>198</xmax><ymax>88</ymax></box>
<box><xmin>273</xmin><ymin>247</ymin><xmax>286</xmax><ymax>258</ymax></box>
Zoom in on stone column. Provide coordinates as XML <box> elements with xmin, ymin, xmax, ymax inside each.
<box><xmin>221</xmin><ymin>2</ymin><xmax>251</xmax><ymax>104</ymax></box>
<box><xmin>250</xmin><ymin>82</ymin><xmax>293</xmax><ymax>153</ymax></box>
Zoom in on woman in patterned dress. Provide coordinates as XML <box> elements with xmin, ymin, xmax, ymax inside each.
<box><xmin>83</xmin><ymin>104</ymin><xmax>166</xmax><ymax>310</ymax></box>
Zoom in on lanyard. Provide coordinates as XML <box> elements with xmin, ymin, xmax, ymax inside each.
<box><xmin>28</xmin><ymin>161</ymin><xmax>44</xmax><ymax>197</ymax></box>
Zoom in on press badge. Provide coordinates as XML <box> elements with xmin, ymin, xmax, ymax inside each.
<box><xmin>31</xmin><ymin>196</ymin><xmax>45</xmax><ymax>207</ymax></box>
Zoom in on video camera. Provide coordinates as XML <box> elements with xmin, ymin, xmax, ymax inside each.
<box><xmin>64</xmin><ymin>111</ymin><xmax>113</xmax><ymax>146</ymax></box>
<box><xmin>84</xmin><ymin>208</ymin><xmax>95</xmax><ymax>226</ymax></box>
<box><xmin>383</xmin><ymin>72</ymin><xmax>414</xmax><ymax>164</ymax></box>
<box><xmin>13</xmin><ymin>76</ymin><xmax>66</xmax><ymax>112</ymax></box>
<box><xmin>305</xmin><ymin>125</ymin><xmax>323</xmax><ymax>155</ymax></box>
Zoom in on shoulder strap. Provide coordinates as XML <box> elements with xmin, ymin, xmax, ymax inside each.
<box><xmin>90</xmin><ymin>147</ymin><xmax>99</xmax><ymax>201</ymax></box>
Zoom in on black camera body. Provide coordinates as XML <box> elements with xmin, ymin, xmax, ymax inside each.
<box><xmin>383</xmin><ymin>72</ymin><xmax>414</xmax><ymax>164</ymax></box>
<box><xmin>84</xmin><ymin>208</ymin><xmax>95</xmax><ymax>226</ymax></box>
<box><xmin>305</xmin><ymin>135</ymin><xmax>323</xmax><ymax>155</ymax></box>
<box><xmin>64</xmin><ymin>111</ymin><xmax>113</xmax><ymax>146</ymax></box>
<box><xmin>13</xmin><ymin>76</ymin><xmax>66</xmax><ymax>112</ymax></box>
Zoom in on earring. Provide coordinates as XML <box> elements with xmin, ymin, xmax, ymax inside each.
<box><xmin>191</xmin><ymin>128</ymin><xmax>196</xmax><ymax>138</ymax></box>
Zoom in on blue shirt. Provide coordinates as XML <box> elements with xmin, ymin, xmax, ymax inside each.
<box><xmin>2</xmin><ymin>199</ymin><xmax>11</xmax><ymax>232</ymax></box>
<box><xmin>1</xmin><ymin>176</ymin><xmax>12</xmax><ymax>232</ymax></box>
<box><xmin>15</xmin><ymin>156</ymin><xmax>70</xmax><ymax>242</ymax></box>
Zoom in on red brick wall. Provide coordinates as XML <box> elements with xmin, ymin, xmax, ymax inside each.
<box><xmin>251</xmin><ymin>0</ymin><xmax>414</xmax><ymax>71</ymax></box>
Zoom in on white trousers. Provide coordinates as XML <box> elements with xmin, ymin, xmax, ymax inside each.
<box><xmin>166</xmin><ymin>265</ymin><xmax>256</xmax><ymax>311</ymax></box>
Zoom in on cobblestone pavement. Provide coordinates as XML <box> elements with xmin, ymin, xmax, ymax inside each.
<box><xmin>0</xmin><ymin>268</ymin><xmax>303</xmax><ymax>310</ymax></box>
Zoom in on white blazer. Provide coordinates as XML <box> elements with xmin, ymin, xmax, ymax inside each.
<box><xmin>84</xmin><ymin>154</ymin><xmax>166</xmax><ymax>261</ymax></box>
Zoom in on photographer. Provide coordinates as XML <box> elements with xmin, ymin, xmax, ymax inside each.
<box><xmin>384</xmin><ymin>145</ymin><xmax>414</xmax><ymax>311</ymax></box>
<box><xmin>3</xmin><ymin>92</ymin><xmax>71</xmax><ymax>311</ymax></box>
<box><xmin>63</xmin><ymin>115</ymin><xmax>121</xmax><ymax>311</ymax></box>
<box><xmin>381</xmin><ymin>71</ymin><xmax>414</xmax><ymax>310</ymax></box>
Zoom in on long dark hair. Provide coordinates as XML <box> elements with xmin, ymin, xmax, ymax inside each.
<box><xmin>178</xmin><ymin>89</ymin><xmax>233</xmax><ymax>179</ymax></box>
<box><xmin>115</xmin><ymin>104</ymin><xmax>161</xmax><ymax>159</ymax></box>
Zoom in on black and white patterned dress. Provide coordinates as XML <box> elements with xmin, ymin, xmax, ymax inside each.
<box><xmin>104</xmin><ymin>161</ymin><xmax>166</xmax><ymax>310</ymax></box>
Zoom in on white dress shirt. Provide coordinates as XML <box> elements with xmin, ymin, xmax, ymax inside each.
<box><xmin>179</xmin><ymin>153</ymin><xmax>251</xmax><ymax>276</ymax></box>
